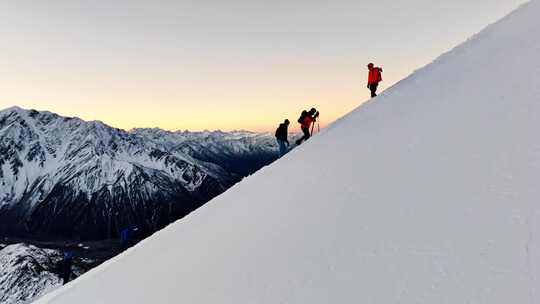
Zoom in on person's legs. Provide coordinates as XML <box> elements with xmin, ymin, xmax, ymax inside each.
<box><xmin>277</xmin><ymin>139</ymin><xmax>287</xmax><ymax>157</ymax></box>
<box><xmin>295</xmin><ymin>127</ymin><xmax>311</xmax><ymax>145</ymax></box>
<box><xmin>370</xmin><ymin>83</ymin><xmax>378</xmax><ymax>97</ymax></box>
<box><xmin>303</xmin><ymin>126</ymin><xmax>311</xmax><ymax>140</ymax></box>
<box><xmin>298</xmin><ymin>127</ymin><xmax>311</xmax><ymax>145</ymax></box>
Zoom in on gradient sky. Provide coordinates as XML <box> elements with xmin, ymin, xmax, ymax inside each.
<box><xmin>0</xmin><ymin>0</ymin><xmax>525</xmax><ymax>132</ymax></box>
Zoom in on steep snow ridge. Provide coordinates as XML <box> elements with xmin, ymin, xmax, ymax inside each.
<box><xmin>37</xmin><ymin>1</ymin><xmax>540</xmax><ymax>303</ymax></box>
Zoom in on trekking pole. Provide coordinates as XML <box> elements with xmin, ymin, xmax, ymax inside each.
<box><xmin>317</xmin><ymin>121</ymin><xmax>320</xmax><ymax>133</ymax></box>
<box><xmin>311</xmin><ymin>112</ymin><xmax>319</xmax><ymax>136</ymax></box>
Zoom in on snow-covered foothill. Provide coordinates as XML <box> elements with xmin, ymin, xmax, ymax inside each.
<box><xmin>0</xmin><ymin>244</ymin><xmax>62</xmax><ymax>304</ymax></box>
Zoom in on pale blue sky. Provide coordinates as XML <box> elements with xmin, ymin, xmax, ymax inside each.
<box><xmin>0</xmin><ymin>0</ymin><xmax>526</xmax><ymax>131</ymax></box>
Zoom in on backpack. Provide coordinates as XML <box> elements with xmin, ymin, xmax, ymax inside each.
<box><xmin>275</xmin><ymin>125</ymin><xmax>281</xmax><ymax>139</ymax></box>
<box><xmin>276</xmin><ymin>123</ymin><xmax>289</xmax><ymax>140</ymax></box>
<box><xmin>297</xmin><ymin>111</ymin><xmax>308</xmax><ymax>124</ymax></box>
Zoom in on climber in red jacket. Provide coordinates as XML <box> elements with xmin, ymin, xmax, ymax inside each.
<box><xmin>367</xmin><ymin>63</ymin><xmax>383</xmax><ymax>98</ymax></box>
<box><xmin>295</xmin><ymin>108</ymin><xmax>319</xmax><ymax>145</ymax></box>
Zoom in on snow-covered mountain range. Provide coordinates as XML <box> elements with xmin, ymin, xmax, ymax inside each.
<box><xmin>0</xmin><ymin>107</ymin><xmax>277</xmax><ymax>240</ymax></box>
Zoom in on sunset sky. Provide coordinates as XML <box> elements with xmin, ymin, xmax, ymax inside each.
<box><xmin>0</xmin><ymin>0</ymin><xmax>524</xmax><ymax>132</ymax></box>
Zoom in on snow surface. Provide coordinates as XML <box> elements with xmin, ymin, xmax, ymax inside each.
<box><xmin>36</xmin><ymin>1</ymin><xmax>540</xmax><ymax>303</ymax></box>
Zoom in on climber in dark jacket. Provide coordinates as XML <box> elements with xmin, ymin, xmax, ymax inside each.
<box><xmin>275</xmin><ymin>119</ymin><xmax>290</xmax><ymax>157</ymax></box>
<box><xmin>56</xmin><ymin>251</ymin><xmax>73</xmax><ymax>285</ymax></box>
<box><xmin>120</xmin><ymin>225</ymin><xmax>141</xmax><ymax>250</ymax></box>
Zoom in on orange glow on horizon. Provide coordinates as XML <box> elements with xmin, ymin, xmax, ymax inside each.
<box><xmin>1</xmin><ymin>61</ymin><xmax>415</xmax><ymax>133</ymax></box>
<box><xmin>1</xmin><ymin>70</ymin><xmax>387</xmax><ymax>133</ymax></box>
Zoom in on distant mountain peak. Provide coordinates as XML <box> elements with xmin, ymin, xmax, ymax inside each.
<box><xmin>0</xmin><ymin>105</ymin><xmax>23</xmax><ymax>113</ymax></box>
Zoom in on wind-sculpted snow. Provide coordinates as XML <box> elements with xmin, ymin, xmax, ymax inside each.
<box><xmin>0</xmin><ymin>108</ymin><xmax>277</xmax><ymax>239</ymax></box>
<box><xmin>36</xmin><ymin>1</ymin><xmax>540</xmax><ymax>303</ymax></box>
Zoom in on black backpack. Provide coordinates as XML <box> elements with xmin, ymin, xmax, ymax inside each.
<box><xmin>297</xmin><ymin>110</ymin><xmax>308</xmax><ymax>124</ymax></box>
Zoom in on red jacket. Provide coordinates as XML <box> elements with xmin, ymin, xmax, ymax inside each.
<box><xmin>368</xmin><ymin>67</ymin><xmax>383</xmax><ymax>85</ymax></box>
<box><xmin>301</xmin><ymin>116</ymin><xmax>314</xmax><ymax>129</ymax></box>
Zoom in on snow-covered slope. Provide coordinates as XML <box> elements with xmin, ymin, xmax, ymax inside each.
<box><xmin>37</xmin><ymin>1</ymin><xmax>540</xmax><ymax>303</ymax></box>
<box><xmin>0</xmin><ymin>108</ymin><xmax>276</xmax><ymax>239</ymax></box>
